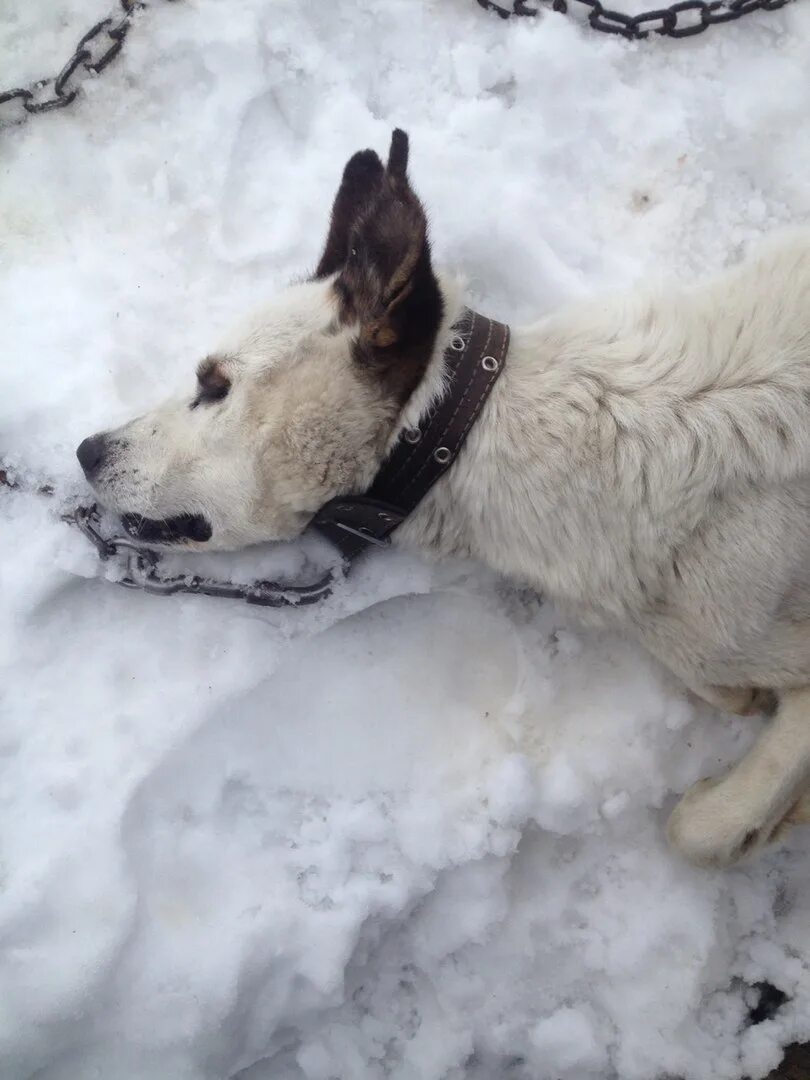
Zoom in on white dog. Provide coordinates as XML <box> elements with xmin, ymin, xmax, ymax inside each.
<box><xmin>77</xmin><ymin>130</ymin><xmax>810</xmax><ymax>868</ymax></box>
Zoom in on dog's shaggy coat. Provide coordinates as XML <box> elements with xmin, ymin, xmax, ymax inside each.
<box><xmin>78</xmin><ymin>131</ymin><xmax>810</xmax><ymax>868</ymax></box>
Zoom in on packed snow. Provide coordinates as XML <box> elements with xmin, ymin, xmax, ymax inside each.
<box><xmin>3</xmin><ymin>1</ymin><xmax>810</xmax><ymax>1077</ymax></box>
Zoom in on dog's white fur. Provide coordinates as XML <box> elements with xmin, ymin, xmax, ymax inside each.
<box><xmin>82</xmin><ymin>139</ymin><xmax>810</xmax><ymax>868</ymax></box>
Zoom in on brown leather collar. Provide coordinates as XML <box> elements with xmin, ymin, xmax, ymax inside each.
<box><xmin>312</xmin><ymin>308</ymin><xmax>510</xmax><ymax>561</ymax></box>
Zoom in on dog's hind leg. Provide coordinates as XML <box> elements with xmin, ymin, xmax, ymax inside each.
<box><xmin>667</xmin><ymin>687</ymin><xmax>810</xmax><ymax>867</ymax></box>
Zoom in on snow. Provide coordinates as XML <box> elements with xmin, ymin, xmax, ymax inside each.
<box><xmin>2</xmin><ymin>1</ymin><xmax>810</xmax><ymax>1077</ymax></box>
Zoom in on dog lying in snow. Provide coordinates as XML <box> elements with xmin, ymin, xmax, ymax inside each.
<box><xmin>76</xmin><ymin>129</ymin><xmax>810</xmax><ymax>869</ymax></box>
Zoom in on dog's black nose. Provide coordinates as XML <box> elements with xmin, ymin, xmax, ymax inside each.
<box><xmin>76</xmin><ymin>434</ymin><xmax>107</xmax><ymax>478</ymax></box>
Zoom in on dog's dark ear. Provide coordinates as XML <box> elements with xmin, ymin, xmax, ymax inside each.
<box><xmin>315</xmin><ymin>149</ymin><xmax>384</xmax><ymax>279</ymax></box>
<box><xmin>337</xmin><ymin>130</ymin><xmax>442</xmax><ymax>379</ymax></box>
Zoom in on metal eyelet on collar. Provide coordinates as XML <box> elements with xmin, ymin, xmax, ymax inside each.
<box><xmin>450</xmin><ymin>335</ymin><xmax>465</xmax><ymax>352</ymax></box>
<box><xmin>433</xmin><ymin>446</ymin><xmax>452</xmax><ymax>464</ymax></box>
<box><xmin>482</xmin><ymin>355</ymin><xmax>499</xmax><ymax>372</ymax></box>
<box><xmin>404</xmin><ymin>427</ymin><xmax>421</xmax><ymax>444</ymax></box>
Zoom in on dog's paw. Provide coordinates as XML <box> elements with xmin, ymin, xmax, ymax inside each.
<box><xmin>667</xmin><ymin>776</ymin><xmax>781</xmax><ymax>868</ymax></box>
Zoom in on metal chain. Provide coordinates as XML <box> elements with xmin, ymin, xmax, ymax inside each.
<box><xmin>67</xmin><ymin>506</ymin><xmax>340</xmax><ymax>608</ymax></box>
<box><xmin>476</xmin><ymin>0</ymin><xmax>793</xmax><ymax>38</ymax></box>
<box><xmin>1</xmin><ymin>470</ymin><xmax>341</xmax><ymax>608</ymax></box>
<box><xmin>0</xmin><ymin>0</ymin><xmax>176</xmax><ymax>127</ymax></box>
<box><xmin>0</xmin><ymin>0</ymin><xmax>794</xmax><ymax>130</ymax></box>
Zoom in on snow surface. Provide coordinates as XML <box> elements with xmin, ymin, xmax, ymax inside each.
<box><xmin>3</xmin><ymin>2</ymin><xmax>810</xmax><ymax>1078</ymax></box>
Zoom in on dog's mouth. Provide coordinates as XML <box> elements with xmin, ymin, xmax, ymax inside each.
<box><xmin>121</xmin><ymin>512</ymin><xmax>213</xmax><ymax>545</ymax></box>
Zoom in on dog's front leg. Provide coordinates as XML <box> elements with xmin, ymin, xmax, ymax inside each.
<box><xmin>667</xmin><ymin>687</ymin><xmax>810</xmax><ymax>867</ymax></box>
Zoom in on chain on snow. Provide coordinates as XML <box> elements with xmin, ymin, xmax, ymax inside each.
<box><xmin>476</xmin><ymin>0</ymin><xmax>792</xmax><ymax>38</ymax></box>
<box><xmin>0</xmin><ymin>0</ymin><xmax>797</xmax><ymax>126</ymax></box>
<box><xmin>0</xmin><ymin>0</ymin><xmax>178</xmax><ymax>127</ymax></box>
<box><xmin>67</xmin><ymin>506</ymin><xmax>340</xmax><ymax>607</ymax></box>
<box><xmin>1</xmin><ymin>470</ymin><xmax>339</xmax><ymax>608</ymax></box>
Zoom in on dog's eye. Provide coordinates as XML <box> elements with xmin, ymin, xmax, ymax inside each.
<box><xmin>191</xmin><ymin>357</ymin><xmax>231</xmax><ymax>409</ymax></box>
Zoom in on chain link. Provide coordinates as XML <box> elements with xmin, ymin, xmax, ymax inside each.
<box><xmin>476</xmin><ymin>0</ymin><xmax>792</xmax><ymax>38</ymax></box>
<box><xmin>0</xmin><ymin>0</ymin><xmax>176</xmax><ymax>127</ymax></box>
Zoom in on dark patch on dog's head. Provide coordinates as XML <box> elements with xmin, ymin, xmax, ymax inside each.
<box><xmin>191</xmin><ymin>356</ymin><xmax>231</xmax><ymax>409</ymax></box>
<box><xmin>122</xmin><ymin>512</ymin><xmax>213</xmax><ymax>544</ymax></box>
<box><xmin>316</xmin><ymin>130</ymin><xmax>443</xmax><ymax>407</ymax></box>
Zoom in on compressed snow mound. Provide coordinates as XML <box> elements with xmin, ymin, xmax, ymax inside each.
<box><xmin>3</xmin><ymin>1</ymin><xmax>810</xmax><ymax>1078</ymax></box>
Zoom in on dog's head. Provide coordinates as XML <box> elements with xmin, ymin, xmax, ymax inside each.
<box><xmin>76</xmin><ymin>131</ymin><xmax>445</xmax><ymax>549</ymax></box>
